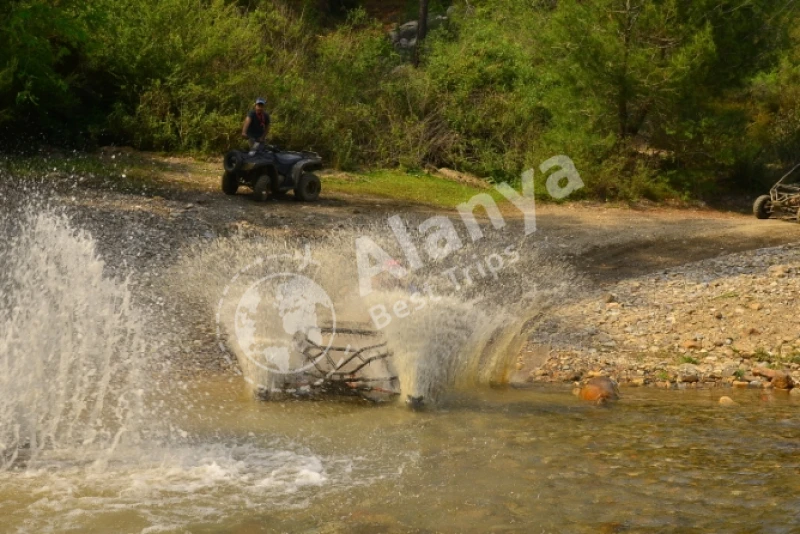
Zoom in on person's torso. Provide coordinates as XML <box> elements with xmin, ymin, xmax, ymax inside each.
<box><xmin>246</xmin><ymin>110</ymin><xmax>270</xmax><ymax>138</ymax></box>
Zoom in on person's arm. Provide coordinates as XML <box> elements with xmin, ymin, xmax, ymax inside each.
<box><xmin>242</xmin><ymin>116</ymin><xmax>251</xmax><ymax>139</ymax></box>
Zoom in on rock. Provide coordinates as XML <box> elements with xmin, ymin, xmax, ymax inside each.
<box><xmin>396</xmin><ymin>21</ymin><xmax>418</xmax><ymax>39</ymax></box>
<box><xmin>719</xmin><ymin>396</ymin><xmax>738</xmax><ymax>406</ymax></box>
<box><xmin>752</xmin><ymin>367</ymin><xmax>795</xmax><ymax>389</ymax></box>
<box><xmin>389</xmin><ymin>15</ymin><xmax>448</xmax><ymax>49</ymax></box>
<box><xmin>681</xmin><ymin>340</ymin><xmax>702</xmax><ymax>350</ymax></box>
<box><xmin>732</xmin><ymin>380</ymin><xmax>749</xmax><ymax>388</ymax></box>
<box><xmin>577</xmin><ymin>377</ymin><xmax>620</xmax><ymax>404</ymax></box>
<box><xmin>678</xmin><ymin>363</ymin><xmax>700</xmax><ymax>382</ymax></box>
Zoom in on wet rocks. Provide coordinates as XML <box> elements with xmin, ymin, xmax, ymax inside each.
<box><xmin>575</xmin><ymin>376</ymin><xmax>620</xmax><ymax>404</ymax></box>
<box><xmin>719</xmin><ymin>396</ymin><xmax>738</xmax><ymax>406</ymax></box>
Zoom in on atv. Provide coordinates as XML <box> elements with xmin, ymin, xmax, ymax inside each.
<box><xmin>753</xmin><ymin>163</ymin><xmax>800</xmax><ymax>221</ymax></box>
<box><xmin>222</xmin><ymin>145</ymin><xmax>323</xmax><ymax>201</ymax></box>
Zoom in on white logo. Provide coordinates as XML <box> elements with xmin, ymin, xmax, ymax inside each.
<box><xmin>216</xmin><ymin>247</ymin><xmax>336</xmax><ymax>379</ymax></box>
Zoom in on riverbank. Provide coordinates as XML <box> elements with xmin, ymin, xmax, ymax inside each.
<box><xmin>3</xmin><ymin>149</ymin><xmax>800</xmax><ymax>389</ymax></box>
<box><xmin>522</xmin><ymin>243</ymin><xmax>800</xmax><ymax>394</ymax></box>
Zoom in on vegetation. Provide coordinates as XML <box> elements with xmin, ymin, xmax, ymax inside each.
<box><xmin>323</xmin><ymin>169</ymin><xmax>506</xmax><ymax>207</ymax></box>
<box><xmin>2</xmin><ymin>0</ymin><xmax>800</xmax><ymax>200</ymax></box>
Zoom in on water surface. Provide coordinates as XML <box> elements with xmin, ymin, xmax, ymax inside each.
<box><xmin>3</xmin><ymin>378</ymin><xmax>797</xmax><ymax>533</ymax></box>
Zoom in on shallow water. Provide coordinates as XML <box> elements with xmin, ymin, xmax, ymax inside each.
<box><xmin>2</xmin><ymin>376</ymin><xmax>798</xmax><ymax>533</ymax></box>
<box><xmin>1</xmin><ymin>203</ymin><xmax>797</xmax><ymax>533</ymax></box>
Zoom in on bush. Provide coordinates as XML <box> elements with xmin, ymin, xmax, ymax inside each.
<box><xmin>2</xmin><ymin>0</ymin><xmax>800</xmax><ymax>200</ymax></box>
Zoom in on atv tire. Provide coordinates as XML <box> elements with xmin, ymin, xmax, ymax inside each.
<box><xmin>295</xmin><ymin>173</ymin><xmax>321</xmax><ymax>202</ymax></box>
<box><xmin>221</xmin><ymin>171</ymin><xmax>239</xmax><ymax>195</ymax></box>
<box><xmin>253</xmin><ymin>175</ymin><xmax>270</xmax><ymax>202</ymax></box>
<box><xmin>223</xmin><ymin>151</ymin><xmax>244</xmax><ymax>173</ymax></box>
<box><xmin>753</xmin><ymin>195</ymin><xmax>772</xmax><ymax>219</ymax></box>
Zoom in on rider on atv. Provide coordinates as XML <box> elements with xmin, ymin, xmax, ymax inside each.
<box><xmin>242</xmin><ymin>97</ymin><xmax>271</xmax><ymax>154</ymax></box>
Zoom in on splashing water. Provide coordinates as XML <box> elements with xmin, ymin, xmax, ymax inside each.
<box><xmin>0</xmin><ymin>210</ymin><xmax>145</xmax><ymax>469</ymax></box>
<box><xmin>174</xmin><ymin>218</ymin><xmax>579</xmax><ymax>405</ymax></box>
<box><xmin>0</xmin><ymin>206</ymin><xmax>390</xmax><ymax>531</ymax></box>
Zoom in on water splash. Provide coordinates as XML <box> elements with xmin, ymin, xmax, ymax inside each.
<box><xmin>173</xmin><ymin>218</ymin><xmax>579</xmax><ymax>405</ymax></box>
<box><xmin>0</xmin><ymin>206</ymin><xmax>384</xmax><ymax>531</ymax></box>
<box><xmin>0</xmin><ymin>210</ymin><xmax>146</xmax><ymax>469</ymax></box>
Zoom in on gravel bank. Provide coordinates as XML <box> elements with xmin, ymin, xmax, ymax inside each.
<box><xmin>527</xmin><ymin>243</ymin><xmax>800</xmax><ymax>392</ymax></box>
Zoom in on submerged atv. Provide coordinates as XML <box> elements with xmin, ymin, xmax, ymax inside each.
<box><xmin>222</xmin><ymin>145</ymin><xmax>323</xmax><ymax>201</ymax></box>
<box><xmin>753</xmin><ymin>163</ymin><xmax>800</xmax><ymax>222</ymax></box>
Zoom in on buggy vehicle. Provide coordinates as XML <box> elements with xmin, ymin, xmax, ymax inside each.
<box><xmin>753</xmin><ymin>163</ymin><xmax>800</xmax><ymax>221</ymax></box>
<box><xmin>222</xmin><ymin>145</ymin><xmax>322</xmax><ymax>201</ymax></box>
<box><xmin>248</xmin><ymin>322</ymin><xmax>402</xmax><ymax>404</ymax></box>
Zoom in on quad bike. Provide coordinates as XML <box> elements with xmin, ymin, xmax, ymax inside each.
<box><xmin>753</xmin><ymin>163</ymin><xmax>800</xmax><ymax>221</ymax></box>
<box><xmin>222</xmin><ymin>145</ymin><xmax>322</xmax><ymax>201</ymax></box>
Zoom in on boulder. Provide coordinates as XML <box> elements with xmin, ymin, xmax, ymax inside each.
<box><xmin>577</xmin><ymin>376</ymin><xmax>620</xmax><ymax>404</ymax></box>
<box><xmin>752</xmin><ymin>367</ymin><xmax>795</xmax><ymax>389</ymax></box>
<box><xmin>388</xmin><ymin>16</ymin><xmax>448</xmax><ymax>50</ymax></box>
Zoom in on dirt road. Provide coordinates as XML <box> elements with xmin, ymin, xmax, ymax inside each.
<box><xmin>50</xmin><ymin>165</ymin><xmax>800</xmax><ymax>284</ymax></box>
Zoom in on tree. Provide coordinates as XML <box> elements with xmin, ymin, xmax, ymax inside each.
<box><xmin>0</xmin><ymin>0</ymin><xmax>99</xmax><ymax>127</ymax></box>
<box><xmin>414</xmin><ymin>0</ymin><xmax>431</xmax><ymax>66</ymax></box>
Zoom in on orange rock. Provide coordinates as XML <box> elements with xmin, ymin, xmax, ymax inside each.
<box><xmin>578</xmin><ymin>377</ymin><xmax>620</xmax><ymax>404</ymax></box>
<box><xmin>752</xmin><ymin>367</ymin><xmax>795</xmax><ymax>389</ymax></box>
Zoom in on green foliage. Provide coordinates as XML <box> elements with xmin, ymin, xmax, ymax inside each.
<box><xmin>1</xmin><ymin>0</ymin><xmax>799</xmax><ymax>200</ymax></box>
<box><xmin>97</xmin><ymin>0</ymin><xmax>265</xmax><ymax>150</ymax></box>
<box><xmin>0</xmin><ymin>0</ymin><xmax>100</xmax><ymax>125</ymax></box>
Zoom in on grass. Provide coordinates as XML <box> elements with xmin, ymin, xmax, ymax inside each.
<box><xmin>3</xmin><ymin>151</ymin><xmax>513</xmax><ymax>210</ymax></box>
<box><xmin>323</xmin><ymin>169</ymin><xmax>509</xmax><ymax>209</ymax></box>
<box><xmin>679</xmin><ymin>355</ymin><xmax>699</xmax><ymax>365</ymax></box>
<box><xmin>752</xmin><ymin>347</ymin><xmax>771</xmax><ymax>362</ymax></box>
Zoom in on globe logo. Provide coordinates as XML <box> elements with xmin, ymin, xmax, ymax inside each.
<box><xmin>233</xmin><ymin>272</ymin><xmax>336</xmax><ymax>375</ymax></box>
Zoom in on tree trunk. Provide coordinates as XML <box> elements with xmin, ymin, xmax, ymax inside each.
<box><xmin>414</xmin><ymin>0</ymin><xmax>430</xmax><ymax>66</ymax></box>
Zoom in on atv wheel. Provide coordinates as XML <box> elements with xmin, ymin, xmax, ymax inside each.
<box><xmin>252</xmin><ymin>175</ymin><xmax>270</xmax><ymax>202</ymax></box>
<box><xmin>223</xmin><ymin>151</ymin><xmax>243</xmax><ymax>172</ymax></box>
<box><xmin>753</xmin><ymin>195</ymin><xmax>772</xmax><ymax>219</ymax></box>
<box><xmin>221</xmin><ymin>171</ymin><xmax>239</xmax><ymax>195</ymax></box>
<box><xmin>295</xmin><ymin>173</ymin><xmax>321</xmax><ymax>202</ymax></box>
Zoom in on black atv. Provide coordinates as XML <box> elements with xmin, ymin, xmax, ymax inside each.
<box><xmin>222</xmin><ymin>145</ymin><xmax>323</xmax><ymax>201</ymax></box>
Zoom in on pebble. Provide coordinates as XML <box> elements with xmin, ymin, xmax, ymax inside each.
<box><xmin>530</xmin><ymin>244</ymin><xmax>800</xmax><ymax>390</ymax></box>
